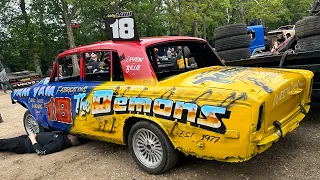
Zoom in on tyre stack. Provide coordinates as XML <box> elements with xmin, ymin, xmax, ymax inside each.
<box><xmin>214</xmin><ymin>23</ymin><xmax>251</xmax><ymax>62</ymax></box>
<box><xmin>295</xmin><ymin>16</ymin><xmax>320</xmax><ymax>52</ymax></box>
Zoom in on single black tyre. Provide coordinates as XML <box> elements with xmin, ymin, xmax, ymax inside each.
<box><xmin>217</xmin><ymin>48</ymin><xmax>251</xmax><ymax>62</ymax></box>
<box><xmin>295</xmin><ymin>16</ymin><xmax>320</xmax><ymax>38</ymax></box>
<box><xmin>128</xmin><ymin>121</ymin><xmax>179</xmax><ymax>174</ymax></box>
<box><xmin>297</xmin><ymin>35</ymin><xmax>320</xmax><ymax>51</ymax></box>
<box><xmin>215</xmin><ymin>34</ymin><xmax>252</xmax><ymax>51</ymax></box>
<box><xmin>214</xmin><ymin>24</ymin><xmax>248</xmax><ymax>40</ymax></box>
<box><xmin>24</xmin><ymin>110</ymin><xmax>44</xmax><ymax>135</ymax></box>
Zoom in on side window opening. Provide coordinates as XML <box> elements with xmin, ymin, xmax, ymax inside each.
<box><xmin>146</xmin><ymin>41</ymin><xmax>219</xmax><ymax>81</ymax></box>
<box><xmin>83</xmin><ymin>51</ymin><xmax>124</xmax><ymax>82</ymax></box>
<box><xmin>56</xmin><ymin>53</ymin><xmax>81</xmax><ymax>82</ymax></box>
<box><xmin>84</xmin><ymin>51</ymin><xmax>111</xmax><ymax>82</ymax></box>
<box><xmin>249</xmin><ymin>30</ymin><xmax>256</xmax><ymax>40</ymax></box>
<box><xmin>112</xmin><ymin>51</ymin><xmax>124</xmax><ymax>81</ymax></box>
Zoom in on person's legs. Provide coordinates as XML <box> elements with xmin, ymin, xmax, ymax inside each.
<box><xmin>4</xmin><ymin>81</ymin><xmax>13</xmax><ymax>92</ymax></box>
<box><xmin>2</xmin><ymin>81</ymin><xmax>7</xmax><ymax>93</ymax></box>
<box><xmin>0</xmin><ymin>135</ymin><xmax>29</xmax><ymax>154</ymax></box>
<box><xmin>0</xmin><ymin>81</ymin><xmax>4</xmax><ymax>92</ymax></box>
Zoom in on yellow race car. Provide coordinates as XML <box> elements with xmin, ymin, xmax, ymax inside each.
<box><xmin>10</xmin><ymin>13</ymin><xmax>314</xmax><ymax>174</ymax></box>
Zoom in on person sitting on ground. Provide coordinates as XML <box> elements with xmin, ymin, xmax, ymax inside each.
<box><xmin>0</xmin><ymin>131</ymin><xmax>83</xmax><ymax>155</ymax></box>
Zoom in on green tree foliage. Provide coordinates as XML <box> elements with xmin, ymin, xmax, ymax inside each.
<box><xmin>0</xmin><ymin>0</ymin><xmax>315</xmax><ymax>73</ymax></box>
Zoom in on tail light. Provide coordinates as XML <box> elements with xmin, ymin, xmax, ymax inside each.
<box><xmin>256</xmin><ymin>104</ymin><xmax>264</xmax><ymax>131</ymax></box>
<box><xmin>309</xmin><ymin>78</ymin><xmax>313</xmax><ymax>100</ymax></box>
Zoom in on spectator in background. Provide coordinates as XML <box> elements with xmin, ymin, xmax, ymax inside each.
<box><xmin>101</xmin><ymin>52</ymin><xmax>111</xmax><ymax>71</ymax></box>
<box><xmin>85</xmin><ymin>53</ymin><xmax>91</xmax><ymax>62</ymax></box>
<box><xmin>263</xmin><ymin>27</ymin><xmax>272</xmax><ymax>51</ymax></box>
<box><xmin>0</xmin><ymin>66</ymin><xmax>13</xmax><ymax>93</ymax></box>
<box><xmin>286</xmin><ymin>33</ymin><xmax>292</xmax><ymax>40</ymax></box>
<box><xmin>171</xmin><ymin>48</ymin><xmax>176</xmax><ymax>58</ymax></box>
<box><xmin>154</xmin><ymin>48</ymin><xmax>159</xmax><ymax>59</ymax></box>
<box><xmin>46</xmin><ymin>67</ymin><xmax>52</xmax><ymax>77</ymax></box>
<box><xmin>272</xmin><ymin>41</ymin><xmax>279</xmax><ymax>52</ymax></box>
<box><xmin>86</xmin><ymin>52</ymin><xmax>100</xmax><ymax>73</ymax></box>
<box><xmin>46</xmin><ymin>62</ymin><xmax>55</xmax><ymax>77</ymax></box>
<box><xmin>167</xmin><ymin>48</ymin><xmax>172</xmax><ymax>61</ymax></box>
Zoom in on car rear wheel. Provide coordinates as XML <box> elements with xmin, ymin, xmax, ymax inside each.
<box><xmin>24</xmin><ymin>110</ymin><xmax>44</xmax><ymax>135</ymax></box>
<box><xmin>128</xmin><ymin>121</ymin><xmax>179</xmax><ymax>174</ymax></box>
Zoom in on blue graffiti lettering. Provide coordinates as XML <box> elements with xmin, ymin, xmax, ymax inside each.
<box><xmin>13</xmin><ymin>88</ymin><xmax>31</xmax><ymax>97</ymax></box>
<box><xmin>74</xmin><ymin>93</ymin><xmax>90</xmax><ymax>115</ymax></box>
<box><xmin>21</xmin><ymin>88</ymin><xmax>30</xmax><ymax>97</ymax></box>
<box><xmin>29</xmin><ymin>86</ymin><xmax>56</xmax><ymax>97</ymax></box>
<box><xmin>38</xmin><ymin>86</ymin><xmax>45</xmax><ymax>96</ymax></box>
<box><xmin>33</xmin><ymin>87</ymin><xmax>40</xmax><ymax>97</ymax></box>
<box><xmin>45</xmin><ymin>86</ymin><xmax>55</xmax><ymax>96</ymax></box>
<box><xmin>193</xmin><ymin>67</ymin><xmax>248</xmax><ymax>84</ymax></box>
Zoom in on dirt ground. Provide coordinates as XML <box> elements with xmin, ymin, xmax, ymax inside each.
<box><xmin>0</xmin><ymin>92</ymin><xmax>319</xmax><ymax>180</ymax></box>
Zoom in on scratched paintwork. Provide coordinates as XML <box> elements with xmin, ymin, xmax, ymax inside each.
<box><xmin>11</xmin><ymin>37</ymin><xmax>314</xmax><ymax>162</ymax></box>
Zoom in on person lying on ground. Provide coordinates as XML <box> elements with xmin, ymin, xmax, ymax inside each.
<box><xmin>0</xmin><ymin>131</ymin><xmax>83</xmax><ymax>155</ymax></box>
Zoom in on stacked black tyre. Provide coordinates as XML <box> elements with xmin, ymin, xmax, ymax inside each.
<box><xmin>295</xmin><ymin>16</ymin><xmax>320</xmax><ymax>52</ymax></box>
<box><xmin>214</xmin><ymin>24</ymin><xmax>251</xmax><ymax>61</ymax></box>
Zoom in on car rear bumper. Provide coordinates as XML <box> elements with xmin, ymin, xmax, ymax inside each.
<box><xmin>255</xmin><ymin>103</ymin><xmax>310</xmax><ymax>154</ymax></box>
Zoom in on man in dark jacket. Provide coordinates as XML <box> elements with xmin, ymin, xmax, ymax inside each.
<box><xmin>86</xmin><ymin>52</ymin><xmax>100</xmax><ymax>73</ymax></box>
<box><xmin>0</xmin><ymin>132</ymin><xmax>82</xmax><ymax>155</ymax></box>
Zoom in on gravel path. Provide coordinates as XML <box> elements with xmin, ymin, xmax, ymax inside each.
<box><xmin>0</xmin><ymin>93</ymin><xmax>319</xmax><ymax>180</ymax></box>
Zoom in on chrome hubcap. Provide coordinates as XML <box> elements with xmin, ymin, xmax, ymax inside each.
<box><xmin>132</xmin><ymin>128</ymin><xmax>163</xmax><ymax>169</ymax></box>
<box><xmin>25</xmin><ymin>115</ymin><xmax>40</xmax><ymax>134</ymax></box>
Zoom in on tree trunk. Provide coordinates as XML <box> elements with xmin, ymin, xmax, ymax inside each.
<box><xmin>39</xmin><ymin>0</ymin><xmax>51</xmax><ymax>72</ymax></box>
<box><xmin>202</xmin><ymin>15</ymin><xmax>206</xmax><ymax>40</ymax></box>
<box><xmin>102</xmin><ymin>8</ymin><xmax>110</xmax><ymax>39</ymax></box>
<box><xmin>226</xmin><ymin>8</ymin><xmax>231</xmax><ymax>24</ymax></box>
<box><xmin>193</xmin><ymin>4</ymin><xmax>198</xmax><ymax>37</ymax></box>
<box><xmin>62</xmin><ymin>1</ymin><xmax>76</xmax><ymax>49</ymax></box>
<box><xmin>61</xmin><ymin>0</ymin><xmax>79</xmax><ymax>76</ymax></box>
<box><xmin>240</xmin><ymin>5</ymin><xmax>245</xmax><ymax>23</ymax></box>
<box><xmin>178</xmin><ymin>23</ymin><xmax>183</xmax><ymax>36</ymax></box>
<box><xmin>20</xmin><ymin>0</ymin><xmax>43</xmax><ymax>76</ymax></box>
<box><xmin>201</xmin><ymin>0</ymin><xmax>210</xmax><ymax>40</ymax></box>
<box><xmin>178</xmin><ymin>0</ymin><xmax>183</xmax><ymax>35</ymax></box>
<box><xmin>261</xmin><ymin>18</ymin><xmax>266</xmax><ymax>27</ymax></box>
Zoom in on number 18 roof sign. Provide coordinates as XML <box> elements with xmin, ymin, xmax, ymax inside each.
<box><xmin>105</xmin><ymin>10</ymin><xmax>140</xmax><ymax>41</ymax></box>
